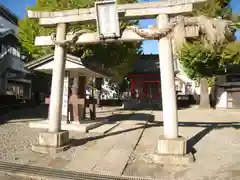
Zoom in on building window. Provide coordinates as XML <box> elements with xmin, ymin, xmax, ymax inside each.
<box><xmin>6</xmin><ymin>83</ymin><xmax>24</xmax><ymax>97</ymax></box>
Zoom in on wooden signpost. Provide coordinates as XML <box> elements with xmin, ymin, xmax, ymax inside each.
<box><xmin>62</xmin><ymin>72</ymin><xmax>70</xmax><ymax>118</ymax></box>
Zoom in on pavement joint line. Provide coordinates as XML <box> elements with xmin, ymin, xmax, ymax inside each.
<box><xmin>121</xmin><ymin>109</ymin><xmax>153</xmax><ymax>175</ymax></box>
<box><xmin>63</xmin><ymin>111</ymin><xmax>138</xmax><ymax>172</ymax></box>
<box><xmin>91</xmin><ymin>142</ymin><xmax>116</xmax><ymax>171</ymax></box>
<box><xmin>89</xmin><ymin>109</ymin><xmax>152</xmax><ymax>175</ymax></box>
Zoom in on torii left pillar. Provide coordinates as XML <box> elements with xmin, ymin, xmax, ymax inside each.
<box><xmin>32</xmin><ymin>23</ymin><xmax>70</xmax><ymax>154</ymax></box>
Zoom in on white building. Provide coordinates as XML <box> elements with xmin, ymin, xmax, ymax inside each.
<box><xmin>0</xmin><ymin>4</ymin><xmax>31</xmax><ymax>99</ymax></box>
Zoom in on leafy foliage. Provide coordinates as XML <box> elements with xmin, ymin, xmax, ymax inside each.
<box><xmin>220</xmin><ymin>41</ymin><xmax>240</xmax><ymax>65</ymax></box>
<box><xmin>178</xmin><ymin>0</ymin><xmax>240</xmax><ymax>108</ymax></box>
<box><xmin>194</xmin><ymin>0</ymin><xmax>240</xmax><ymax>28</ymax></box>
<box><xmin>18</xmin><ymin>0</ymin><xmax>141</xmax><ymax>81</ymax></box>
<box><xmin>179</xmin><ymin>43</ymin><xmax>218</xmax><ymax>80</ymax></box>
<box><xmin>18</xmin><ymin>18</ymin><xmax>52</xmax><ymax>59</ymax></box>
<box><xmin>179</xmin><ymin>0</ymin><xmax>237</xmax><ymax>80</ymax></box>
<box><xmin>119</xmin><ymin>77</ymin><xmax>130</xmax><ymax>94</ymax></box>
<box><xmin>194</xmin><ymin>0</ymin><xmax>232</xmax><ymax>19</ymax></box>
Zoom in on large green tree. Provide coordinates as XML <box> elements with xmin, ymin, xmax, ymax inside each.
<box><xmin>221</xmin><ymin>41</ymin><xmax>240</xmax><ymax>65</ymax></box>
<box><xmin>178</xmin><ymin>0</ymin><xmax>238</xmax><ymax>108</ymax></box>
<box><xmin>179</xmin><ymin>42</ymin><xmax>219</xmax><ymax>108</ymax></box>
<box><xmin>19</xmin><ymin>0</ymin><xmax>141</xmax><ymax>81</ymax></box>
<box><xmin>179</xmin><ymin>43</ymin><xmax>219</xmax><ymax>80</ymax></box>
<box><xmin>194</xmin><ymin>0</ymin><xmax>232</xmax><ymax>18</ymax></box>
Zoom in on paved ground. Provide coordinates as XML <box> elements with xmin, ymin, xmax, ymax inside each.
<box><xmin>124</xmin><ymin>107</ymin><xmax>240</xmax><ymax>180</ymax></box>
<box><xmin>0</xmin><ymin>106</ymin><xmax>152</xmax><ymax>179</ymax></box>
<box><xmin>0</xmin><ymin>106</ymin><xmax>46</xmax><ymax>161</ymax></box>
<box><xmin>0</xmin><ymin>172</ymin><xmax>37</xmax><ymax>180</ymax></box>
<box><xmin>0</xmin><ymin>106</ymin><xmax>239</xmax><ymax>180</ymax></box>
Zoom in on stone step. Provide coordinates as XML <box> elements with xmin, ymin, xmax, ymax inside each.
<box><xmin>88</xmin><ymin>122</ymin><xmax>121</xmax><ymax>135</ymax></box>
<box><xmin>29</xmin><ymin>119</ymin><xmax>108</xmax><ymax>132</ymax></box>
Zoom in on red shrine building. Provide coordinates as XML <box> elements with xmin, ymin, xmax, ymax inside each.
<box><xmin>125</xmin><ymin>54</ymin><xmax>181</xmax><ymax>109</ymax></box>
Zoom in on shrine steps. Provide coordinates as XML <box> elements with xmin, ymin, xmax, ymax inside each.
<box><xmin>29</xmin><ymin>111</ymin><xmax>134</xmax><ymax>133</ymax></box>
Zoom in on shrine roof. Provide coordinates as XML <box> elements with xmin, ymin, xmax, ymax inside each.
<box><xmin>130</xmin><ymin>54</ymin><xmax>178</xmax><ymax>74</ymax></box>
<box><xmin>25</xmin><ymin>53</ymin><xmax>111</xmax><ymax>78</ymax></box>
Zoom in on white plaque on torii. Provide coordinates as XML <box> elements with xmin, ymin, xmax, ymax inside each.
<box><xmin>95</xmin><ymin>0</ymin><xmax>121</xmax><ymax>40</ymax></box>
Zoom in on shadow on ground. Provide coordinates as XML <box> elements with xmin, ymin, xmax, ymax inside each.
<box><xmin>138</xmin><ymin>121</ymin><xmax>240</xmax><ymax>154</ymax></box>
<box><xmin>0</xmin><ymin>105</ymin><xmax>133</xmax><ymax>125</ymax></box>
<box><xmin>0</xmin><ymin>105</ymin><xmax>152</xmax><ymax>125</ymax></box>
<box><xmin>70</xmin><ymin>113</ymin><xmax>154</xmax><ymax>147</ymax></box>
<box><xmin>77</xmin><ymin>113</ymin><xmax>135</xmax><ymax>125</ymax></box>
<box><xmin>123</xmin><ymin>103</ymin><xmax>192</xmax><ymax>111</ymax></box>
<box><xmin>70</xmin><ymin>120</ymin><xmax>239</xmax><ymax>154</ymax></box>
<box><xmin>0</xmin><ymin>105</ymin><xmax>49</xmax><ymax>125</ymax></box>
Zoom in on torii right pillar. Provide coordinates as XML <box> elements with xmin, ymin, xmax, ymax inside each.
<box><xmin>154</xmin><ymin>14</ymin><xmax>193</xmax><ymax>165</ymax></box>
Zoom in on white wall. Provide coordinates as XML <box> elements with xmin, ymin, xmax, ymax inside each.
<box><xmin>215</xmin><ymin>75</ymin><xmax>228</xmax><ymax>108</ymax></box>
<box><xmin>216</xmin><ymin>89</ymin><xmax>227</xmax><ymax>108</ymax></box>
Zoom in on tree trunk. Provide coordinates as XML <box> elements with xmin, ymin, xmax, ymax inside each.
<box><xmin>199</xmin><ymin>78</ymin><xmax>211</xmax><ymax>108</ymax></box>
<box><xmin>97</xmin><ymin>90</ymin><xmax>101</xmax><ymax>107</ymax></box>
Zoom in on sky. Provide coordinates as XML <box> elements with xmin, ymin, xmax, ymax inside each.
<box><xmin>0</xmin><ymin>0</ymin><xmax>240</xmax><ymax>54</ymax></box>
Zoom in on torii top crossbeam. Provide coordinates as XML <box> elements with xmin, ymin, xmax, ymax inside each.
<box><xmin>27</xmin><ymin>0</ymin><xmax>206</xmax><ymax>26</ymax></box>
<box><xmin>27</xmin><ymin>0</ymin><xmax>206</xmax><ymax>47</ymax></box>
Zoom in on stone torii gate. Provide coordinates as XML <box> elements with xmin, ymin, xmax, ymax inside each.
<box><xmin>28</xmin><ymin>0</ymin><xmax>205</xmax><ymax>164</ymax></box>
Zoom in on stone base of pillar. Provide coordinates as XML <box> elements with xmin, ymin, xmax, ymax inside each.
<box><xmin>32</xmin><ymin>130</ymin><xmax>70</xmax><ymax>154</ymax></box>
<box><xmin>153</xmin><ymin>136</ymin><xmax>194</xmax><ymax>165</ymax></box>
